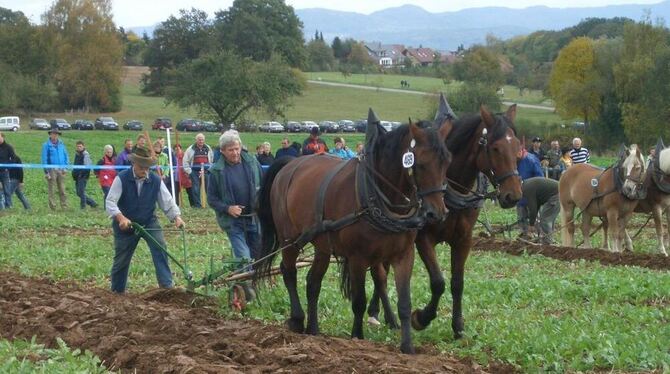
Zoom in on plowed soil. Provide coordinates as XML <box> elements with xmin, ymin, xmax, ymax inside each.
<box><xmin>0</xmin><ymin>272</ymin><xmax>511</xmax><ymax>373</ymax></box>
<box><xmin>473</xmin><ymin>237</ymin><xmax>670</xmax><ymax>270</ymax></box>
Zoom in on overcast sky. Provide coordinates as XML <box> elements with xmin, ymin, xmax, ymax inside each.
<box><xmin>1</xmin><ymin>0</ymin><xmax>663</xmax><ymax>27</ymax></box>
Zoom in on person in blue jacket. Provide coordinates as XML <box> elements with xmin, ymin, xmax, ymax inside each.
<box><xmin>41</xmin><ymin>127</ymin><xmax>70</xmax><ymax>210</ymax></box>
<box><xmin>516</xmin><ymin>147</ymin><xmax>544</xmax><ymax>239</ymax></box>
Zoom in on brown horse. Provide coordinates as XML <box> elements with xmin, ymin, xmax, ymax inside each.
<box><xmin>560</xmin><ymin>145</ymin><xmax>645</xmax><ymax>252</ymax></box>
<box><xmin>368</xmin><ymin>100</ymin><xmax>523</xmax><ymax>339</ymax></box>
<box><xmin>624</xmin><ymin>139</ymin><xmax>670</xmax><ymax>256</ymax></box>
<box><xmin>255</xmin><ymin>112</ymin><xmax>452</xmax><ymax>354</ymax></box>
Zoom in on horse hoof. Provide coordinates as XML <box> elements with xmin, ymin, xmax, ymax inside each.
<box><xmin>411</xmin><ymin>310</ymin><xmax>426</xmax><ymax>331</ymax></box>
<box><xmin>286</xmin><ymin>318</ymin><xmax>305</xmax><ymax>333</ymax></box>
<box><xmin>400</xmin><ymin>343</ymin><xmax>416</xmax><ymax>354</ymax></box>
<box><xmin>386</xmin><ymin>318</ymin><xmax>400</xmax><ymax>330</ymax></box>
<box><xmin>367</xmin><ymin>316</ymin><xmax>381</xmax><ymax>326</ymax></box>
<box><xmin>454</xmin><ymin>330</ymin><xmax>464</xmax><ymax>340</ymax></box>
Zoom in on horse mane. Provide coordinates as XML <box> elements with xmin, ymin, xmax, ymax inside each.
<box><xmin>376</xmin><ymin>121</ymin><xmax>450</xmax><ymax>163</ymax></box>
<box><xmin>446</xmin><ymin>111</ymin><xmax>516</xmax><ymax>155</ymax></box>
<box><xmin>659</xmin><ymin>147</ymin><xmax>670</xmax><ymax>174</ymax></box>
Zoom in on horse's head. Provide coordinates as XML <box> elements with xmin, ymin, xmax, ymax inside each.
<box><xmin>621</xmin><ymin>144</ymin><xmax>645</xmax><ymax>198</ymax></box>
<box><xmin>477</xmin><ymin>105</ymin><xmax>523</xmax><ymax>208</ymax></box>
<box><xmin>406</xmin><ymin>119</ymin><xmax>453</xmax><ymax>223</ymax></box>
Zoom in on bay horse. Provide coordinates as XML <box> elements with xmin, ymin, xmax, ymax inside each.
<box><xmin>368</xmin><ymin>99</ymin><xmax>523</xmax><ymax>340</ymax></box>
<box><xmin>255</xmin><ymin>111</ymin><xmax>452</xmax><ymax>354</ymax></box>
<box><xmin>560</xmin><ymin>145</ymin><xmax>645</xmax><ymax>252</ymax></box>
<box><xmin>623</xmin><ymin>139</ymin><xmax>670</xmax><ymax>256</ymax></box>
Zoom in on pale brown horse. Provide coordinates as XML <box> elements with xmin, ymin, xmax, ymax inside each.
<box><xmin>623</xmin><ymin>140</ymin><xmax>670</xmax><ymax>256</ymax></box>
<box><xmin>560</xmin><ymin>145</ymin><xmax>645</xmax><ymax>252</ymax></box>
<box><xmin>255</xmin><ymin>115</ymin><xmax>452</xmax><ymax>354</ymax></box>
<box><xmin>368</xmin><ymin>102</ymin><xmax>523</xmax><ymax>339</ymax></box>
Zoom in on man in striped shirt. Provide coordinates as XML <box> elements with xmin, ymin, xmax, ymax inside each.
<box><xmin>569</xmin><ymin>137</ymin><xmax>590</xmax><ymax>164</ymax></box>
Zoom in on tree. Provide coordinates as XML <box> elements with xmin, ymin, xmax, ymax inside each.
<box><xmin>214</xmin><ymin>0</ymin><xmax>306</xmax><ymax>68</ymax></box>
<box><xmin>142</xmin><ymin>8</ymin><xmax>213</xmax><ymax>95</ymax></box>
<box><xmin>549</xmin><ymin>37</ymin><xmax>601</xmax><ymax>125</ymax></box>
<box><xmin>306</xmin><ymin>38</ymin><xmax>334</xmax><ymax>71</ymax></box>
<box><xmin>43</xmin><ymin>0</ymin><xmax>123</xmax><ymax>111</ymax></box>
<box><xmin>449</xmin><ymin>83</ymin><xmax>502</xmax><ymax>114</ymax></box>
<box><xmin>166</xmin><ymin>51</ymin><xmax>305</xmax><ymax>126</ymax></box>
<box><xmin>449</xmin><ymin>46</ymin><xmax>504</xmax><ymax>88</ymax></box>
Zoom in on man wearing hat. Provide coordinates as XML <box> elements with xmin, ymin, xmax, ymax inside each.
<box><xmin>301</xmin><ymin>126</ymin><xmax>328</xmax><ymax>155</ymax></box>
<box><xmin>41</xmin><ymin>127</ymin><xmax>70</xmax><ymax>210</ymax></box>
<box><xmin>528</xmin><ymin>136</ymin><xmax>546</xmax><ymax>164</ymax></box>
<box><xmin>105</xmin><ymin>146</ymin><xmax>185</xmax><ymax>293</ymax></box>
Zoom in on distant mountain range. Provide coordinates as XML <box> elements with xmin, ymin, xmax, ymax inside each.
<box><xmin>129</xmin><ymin>1</ymin><xmax>670</xmax><ymax>51</ymax></box>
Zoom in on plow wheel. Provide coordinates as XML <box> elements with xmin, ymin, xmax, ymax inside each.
<box><xmin>229</xmin><ymin>284</ymin><xmax>247</xmax><ymax>312</ymax></box>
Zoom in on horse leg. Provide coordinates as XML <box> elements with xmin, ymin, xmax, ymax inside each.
<box><xmin>561</xmin><ymin>201</ymin><xmax>575</xmax><ymax>246</ymax></box>
<box><xmin>369</xmin><ymin>262</ymin><xmax>399</xmax><ymax>328</ymax></box>
<box><xmin>653</xmin><ymin>206</ymin><xmax>668</xmax><ymax>256</ymax></box>
<box><xmin>281</xmin><ymin>248</ymin><xmax>305</xmax><ymax>333</ymax></box>
<box><xmin>349</xmin><ymin>259</ymin><xmax>368</xmax><ymax>340</ymax></box>
<box><xmin>602</xmin><ymin>219</ymin><xmax>609</xmax><ymax>251</ymax></box>
<box><xmin>580</xmin><ymin>212</ymin><xmax>592</xmax><ymax>249</ymax></box>
<box><xmin>393</xmin><ymin>249</ymin><xmax>415</xmax><ymax>354</ymax></box>
<box><xmin>411</xmin><ymin>235</ymin><xmax>444</xmax><ymax>331</ymax></box>
<box><xmin>305</xmin><ymin>250</ymin><xmax>331</xmax><ymax>335</ymax></box>
<box><xmin>621</xmin><ymin>215</ymin><xmax>634</xmax><ymax>252</ymax></box>
<box><xmin>606</xmin><ymin>209</ymin><xmax>620</xmax><ymax>252</ymax></box>
<box><xmin>450</xmin><ymin>237</ymin><xmax>471</xmax><ymax>339</ymax></box>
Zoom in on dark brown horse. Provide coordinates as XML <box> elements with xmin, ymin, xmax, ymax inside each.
<box><xmin>255</xmin><ymin>113</ymin><xmax>452</xmax><ymax>353</ymax></box>
<box><xmin>368</xmin><ymin>101</ymin><xmax>523</xmax><ymax>340</ymax></box>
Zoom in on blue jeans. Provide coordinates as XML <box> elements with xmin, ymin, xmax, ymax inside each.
<box><xmin>189</xmin><ymin>170</ymin><xmax>209</xmax><ymax>208</ymax></box>
<box><xmin>75</xmin><ymin>178</ymin><xmax>97</xmax><ymax>209</ymax></box>
<box><xmin>110</xmin><ymin>219</ymin><xmax>173</xmax><ymax>293</ymax></box>
<box><xmin>225</xmin><ymin>216</ymin><xmax>260</xmax><ymax>265</ymax></box>
<box><xmin>6</xmin><ymin>179</ymin><xmax>30</xmax><ymax>210</ymax></box>
<box><xmin>0</xmin><ymin>170</ymin><xmax>8</xmax><ymax>209</ymax></box>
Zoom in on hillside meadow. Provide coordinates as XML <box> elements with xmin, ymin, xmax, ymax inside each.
<box><xmin>0</xmin><ymin>79</ymin><xmax>668</xmax><ymax>372</ymax></box>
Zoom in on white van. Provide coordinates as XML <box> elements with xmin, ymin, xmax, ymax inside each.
<box><xmin>0</xmin><ymin>116</ymin><xmax>20</xmax><ymax>131</ymax></box>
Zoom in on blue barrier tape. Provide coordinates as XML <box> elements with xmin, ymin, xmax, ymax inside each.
<box><xmin>0</xmin><ymin>163</ymin><xmax>270</xmax><ymax>170</ymax></box>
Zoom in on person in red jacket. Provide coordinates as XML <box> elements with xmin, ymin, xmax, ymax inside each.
<box><xmin>95</xmin><ymin>144</ymin><xmax>117</xmax><ymax>208</ymax></box>
<box><xmin>301</xmin><ymin>126</ymin><xmax>328</xmax><ymax>155</ymax></box>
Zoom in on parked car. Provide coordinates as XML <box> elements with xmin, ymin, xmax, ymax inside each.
<box><xmin>285</xmin><ymin>121</ymin><xmax>302</xmax><ymax>132</ymax></box>
<box><xmin>0</xmin><ymin>116</ymin><xmax>20</xmax><ymax>132</ymax></box>
<box><xmin>301</xmin><ymin>121</ymin><xmax>319</xmax><ymax>132</ymax></box>
<box><xmin>380</xmin><ymin>121</ymin><xmax>393</xmax><ymax>132</ymax></box>
<box><xmin>338</xmin><ymin>120</ymin><xmax>356</xmax><ymax>132</ymax></box>
<box><xmin>355</xmin><ymin>119</ymin><xmax>367</xmax><ymax>133</ymax></box>
<box><xmin>176</xmin><ymin>118</ymin><xmax>203</xmax><ymax>132</ymax></box>
<box><xmin>260</xmin><ymin>121</ymin><xmax>285</xmax><ymax>133</ymax></box>
<box><xmin>94</xmin><ymin>117</ymin><xmax>119</xmax><ymax>131</ymax></box>
<box><xmin>73</xmin><ymin>119</ymin><xmax>94</xmax><ymax>130</ymax></box>
<box><xmin>29</xmin><ymin>118</ymin><xmax>50</xmax><ymax>130</ymax></box>
<box><xmin>123</xmin><ymin>120</ymin><xmax>144</xmax><ymax>131</ymax></box>
<box><xmin>203</xmin><ymin>121</ymin><xmax>223</xmax><ymax>132</ymax></box>
<box><xmin>391</xmin><ymin>121</ymin><xmax>403</xmax><ymax>131</ymax></box>
<box><xmin>153</xmin><ymin>117</ymin><xmax>172</xmax><ymax>130</ymax></box>
<box><xmin>319</xmin><ymin>121</ymin><xmax>339</xmax><ymax>133</ymax></box>
<box><xmin>50</xmin><ymin>118</ymin><xmax>71</xmax><ymax>130</ymax></box>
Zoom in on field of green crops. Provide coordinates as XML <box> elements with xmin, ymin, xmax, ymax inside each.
<box><xmin>0</xmin><ymin>80</ymin><xmax>668</xmax><ymax>372</ymax></box>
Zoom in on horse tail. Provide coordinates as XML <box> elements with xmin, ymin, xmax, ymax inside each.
<box><xmin>254</xmin><ymin>156</ymin><xmax>294</xmax><ymax>283</ymax></box>
<box><xmin>337</xmin><ymin>255</ymin><xmax>352</xmax><ymax>300</ymax></box>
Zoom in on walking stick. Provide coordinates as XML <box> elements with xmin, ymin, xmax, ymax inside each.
<box><xmin>200</xmin><ymin>162</ymin><xmax>207</xmax><ymax>208</ymax></box>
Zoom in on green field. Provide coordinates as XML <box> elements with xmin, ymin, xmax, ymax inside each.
<box><xmin>1</xmin><ymin>79</ymin><xmax>668</xmax><ymax>372</ymax></box>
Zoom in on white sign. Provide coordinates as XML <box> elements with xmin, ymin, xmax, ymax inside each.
<box><xmin>402</xmin><ymin>152</ymin><xmax>415</xmax><ymax>168</ymax></box>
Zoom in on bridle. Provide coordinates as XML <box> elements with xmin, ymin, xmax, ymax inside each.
<box><xmin>476</xmin><ymin>127</ymin><xmax>520</xmax><ymax>190</ymax></box>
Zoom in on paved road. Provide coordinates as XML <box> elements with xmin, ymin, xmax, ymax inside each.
<box><xmin>307</xmin><ymin>80</ymin><xmax>555</xmax><ymax>111</ymax></box>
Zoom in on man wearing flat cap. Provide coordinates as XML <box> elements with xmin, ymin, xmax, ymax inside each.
<box><xmin>301</xmin><ymin>126</ymin><xmax>328</xmax><ymax>155</ymax></box>
<box><xmin>41</xmin><ymin>127</ymin><xmax>69</xmax><ymax>210</ymax></box>
<box><xmin>528</xmin><ymin>136</ymin><xmax>546</xmax><ymax>164</ymax></box>
<box><xmin>105</xmin><ymin>146</ymin><xmax>185</xmax><ymax>293</ymax></box>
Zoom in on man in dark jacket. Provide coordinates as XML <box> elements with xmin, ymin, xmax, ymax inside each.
<box><xmin>105</xmin><ymin>146</ymin><xmax>184</xmax><ymax>293</ymax></box>
<box><xmin>275</xmin><ymin>138</ymin><xmax>299</xmax><ymax>159</ymax></box>
<box><xmin>521</xmin><ymin>177</ymin><xmax>560</xmax><ymax>244</ymax></box>
<box><xmin>73</xmin><ymin>140</ymin><xmax>98</xmax><ymax>209</ymax></box>
<box><xmin>208</xmin><ymin>130</ymin><xmax>263</xmax><ymax>263</ymax></box>
<box><xmin>0</xmin><ymin>132</ymin><xmax>17</xmax><ymax>209</ymax></box>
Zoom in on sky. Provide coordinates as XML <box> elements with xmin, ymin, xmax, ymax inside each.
<box><xmin>0</xmin><ymin>0</ymin><xmax>664</xmax><ymax>27</ymax></box>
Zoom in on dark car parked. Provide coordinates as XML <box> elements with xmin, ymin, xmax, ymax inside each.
<box><xmin>203</xmin><ymin>121</ymin><xmax>223</xmax><ymax>132</ymax></box>
<box><xmin>73</xmin><ymin>119</ymin><xmax>94</xmax><ymax>130</ymax></box>
<box><xmin>285</xmin><ymin>121</ymin><xmax>302</xmax><ymax>132</ymax></box>
<box><xmin>355</xmin><ymin>119</ymin><xmax>368</xmax><ymax>133</ymax></box>
<box><xmin>318</xmin><ymin>121</ymin><xmax>339</xmax><ymax>133</ymax></box>
<box><xmin>94</xmin><ymin>117</ymin><xmax>119</xmax><ymax>131</ymax></box>
<box><xmin>123</xmin><ymin>120</ymin><xmax>144</xmax><ymax>131</ymax></box>
<box><xmin>30</xmin><ymin>118</ymin><xmax>50</xmax><ymax>130</ymax></box>
<box><xmin>50</xmin><ymin>119</ymin><xmax>71</xmax><ymax>130</ymax></box>
<box><xmin>338</xmin><ymin>120</ymin><xmax>356</xmax><ymax>132</ymax></box>
<box><xmin>176</xmin><ymin>119</ymin><xmax>204</xmax><ymax>132</ymax></box>
<box><xmin>153</xmin><ymin>117</ymin><xmax>172</xmax><ymax>130</ymax></box>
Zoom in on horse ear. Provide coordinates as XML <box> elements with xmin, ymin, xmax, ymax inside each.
<box><xmin>506</xmin><ymin>104</ymin><xmax>517</xmax><ymax>122</ymax></box>
<box><xmin>435</xmin><ymin>92</ymin><xmax>457</xmax><ymax>127</ymax></box>
<box><xmin>480</xmin><ymin>105</ymin><xmax>495</xmax><ymax>128</ymax></box>
<box><xmin>438</xmin><ymin>118</ymin><xmax>453</xmax><ymax>140</ymax></box>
